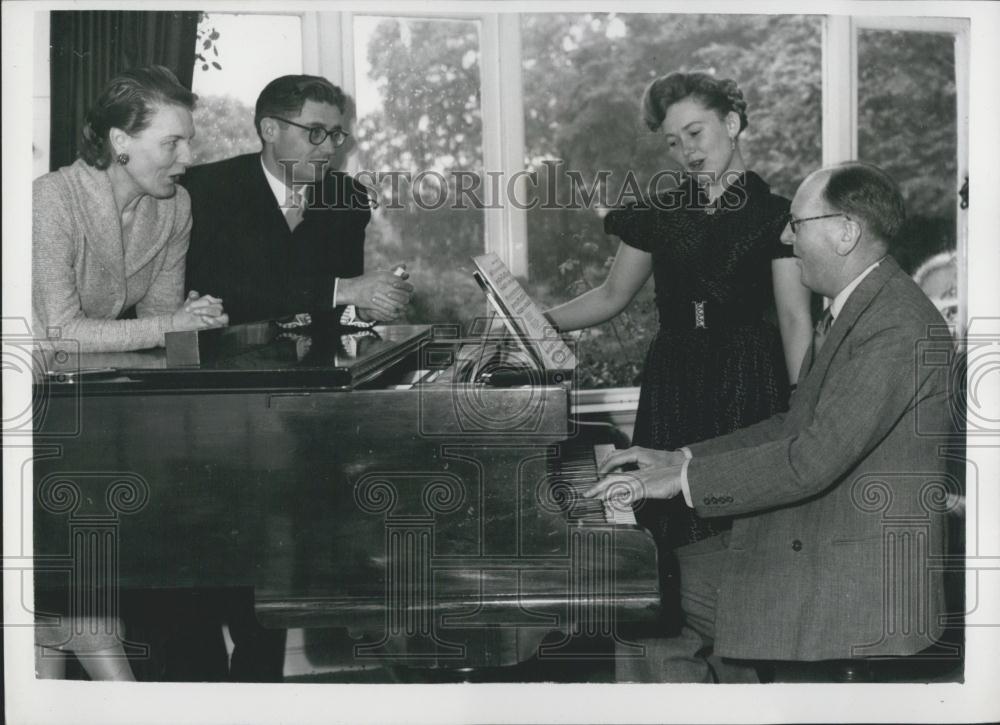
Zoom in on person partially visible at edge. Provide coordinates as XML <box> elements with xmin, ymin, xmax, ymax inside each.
<box><xmin>544</xmin><ymin>71</ymin><xmax>813</xmax><ymax>677</ymax></box>
<box><xmin>32</xmin><ymin>65</ymin><xmax>227</xmax><ymax>354</ymax></box>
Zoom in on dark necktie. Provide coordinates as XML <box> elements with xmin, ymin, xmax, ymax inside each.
<box><xmin>285</xmin><ymin>189</ymin><xmax>305</xmax><ymax>232</ymax></box>
<box><xmin>813</xmin><ymin>307</ymin><xmax>834</xmax><ymax>354</ymax></box>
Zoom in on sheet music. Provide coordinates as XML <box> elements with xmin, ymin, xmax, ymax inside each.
<box><xmin>472</xmin><ymin>253</ymin><xmax>577</xmax><ymax>371</ymax></box>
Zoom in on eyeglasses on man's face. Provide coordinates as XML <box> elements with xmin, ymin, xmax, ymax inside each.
<box><xmin>271</xmin><ymin>116</ymin><xmax>350</xmax><ymax>147</ymax></box>
<box><xmin>784</xmin><ymin>212</ymin><xmax>848</xmax><ymax>235</ymax></box>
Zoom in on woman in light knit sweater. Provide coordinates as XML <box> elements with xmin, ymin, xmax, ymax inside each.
<box><xmin>33</xmin><ymin>66</ymin><xmax>228</xmax><ymax>681</ymax></box>
<box><xmin>32</xmin><ymin>65</ymin><xmax>227</xmax><ymax>354</ymax></box>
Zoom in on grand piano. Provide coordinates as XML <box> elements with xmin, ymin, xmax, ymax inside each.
<box><xmin>33</xmin><ymin>262</ymin><xmax>661</xmax><ymax>678</ymax></box>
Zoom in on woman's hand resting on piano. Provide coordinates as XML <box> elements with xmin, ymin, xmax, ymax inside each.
<box><xmin>173</xmin><ymin>291</ymin><xmax>229</xmax><ymax>331</ymax></box>
<box><xmin>584</xmin><ymin>446</ymin><xmax>687</xmax><ymax>504</ymax></box>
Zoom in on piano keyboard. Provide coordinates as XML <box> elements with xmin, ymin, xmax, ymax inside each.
<box><xmin>550</xmin><ymin>442</ymin><xmax>638</xmax><ymax>526</ymax></box>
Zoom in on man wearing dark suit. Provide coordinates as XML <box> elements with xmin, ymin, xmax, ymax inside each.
<box><xmin>184</xmin><ymin>74</ymin><xmax>413</xmax><ymax>326</ymax></box>
<box><xmin>177</xmin><ymin>75</ymin><xmax>414</xmax><ymax>682</ymax></box>
<box><xmin>589</xmin><ymin>162</ymin><xmax>954</xmax><ymax>682</ymax></box>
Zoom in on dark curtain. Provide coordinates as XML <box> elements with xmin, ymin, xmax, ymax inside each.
<box><xmin>49</xmin><ymin>11</ymin><xmax>200</xmax><ymax>171</ymax></box>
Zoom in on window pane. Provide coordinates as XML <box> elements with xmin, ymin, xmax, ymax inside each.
<box><xmin>520</xmin><ymin>13</ymin><xmax>822</xmax><ymax>388</ymax></box>
<box><xmin>858</xmin><ymin>29</ymin><xmax>958</xmax><ymax>326</ymax></box>
<box><xmin>352</xmin><ymin>16</ymin><xmax>485</xmax><ymax>327</ymax></box>
<box><xmin>190</xmin><ymin>13</ymin><xmax>303</xmax><ymax>165</ymax></box>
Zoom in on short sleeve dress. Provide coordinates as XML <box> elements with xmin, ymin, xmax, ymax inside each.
<box><xmin>604</xmin><ymin>170</ymin><xmax>793</xmax><ymax>553</ymax></box>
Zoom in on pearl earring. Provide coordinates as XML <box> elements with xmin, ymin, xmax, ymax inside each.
<box><xmin>116</xmin><ymin>152</ymin><xmax>130</xmax><ymax>166</ymax></box>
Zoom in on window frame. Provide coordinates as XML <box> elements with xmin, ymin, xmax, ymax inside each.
<box><xmin>825</xmin><ymin>15</ymin><xmax>969</xmax><ymax>336</ymax></box>
<box><xmin>310</xmin><ymin>10</ymin><xmax>970</xmax><ymax>408</ymax></box>
<box><xmin>325</xmin><ymin>11</ymin><xmax>530</xmax><ymax>279</ymax></box>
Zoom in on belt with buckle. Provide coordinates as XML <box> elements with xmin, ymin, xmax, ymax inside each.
<box><xmin>658</xmin><ymin>300</ymin><xmax>762</xmax><ymax>330</ymax></box>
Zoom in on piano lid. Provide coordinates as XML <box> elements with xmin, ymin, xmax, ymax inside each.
<box><xmin>39</xmin><ymin>322</ymin><xmax>433</xmax><ymax>392</ymax></box>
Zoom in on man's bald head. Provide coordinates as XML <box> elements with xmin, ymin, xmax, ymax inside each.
<box><xmin>783</xmin><ymin>162</ymin><xmax>904</xmax><ymax>298</ymax></box>
<box><xmin>809</xmin><ymin>162</ymin><xmax>905</xmax><ymax>251</ymax></box>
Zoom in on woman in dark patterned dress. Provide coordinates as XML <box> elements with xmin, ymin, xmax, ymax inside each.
<box><xmin>546</xmin><ymin>72</ymin><xmax>812</xmax><ymax>679</ymax></box>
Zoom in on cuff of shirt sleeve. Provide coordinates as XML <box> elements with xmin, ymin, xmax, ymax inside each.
<box><xmin>332</xmin><ymin>278</ymin><xmax>340</xmax><ymax>307</ymax></box>
<box><xmin>680</xmin><ymin>447</ymin><xmax>693</xmax><ymax>508</ymax></box>
<box><xmin>339</xmin><ymin>304</ymin><xmax>359</xmax><ymax>326</ymax></box>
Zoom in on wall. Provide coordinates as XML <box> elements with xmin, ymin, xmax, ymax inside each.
<box><xmin>33</xmin><ymin>11</ymin><xmax>49</xmax><ymax>179</ymax></box>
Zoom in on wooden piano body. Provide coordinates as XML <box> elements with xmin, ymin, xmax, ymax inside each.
<box><xmin>33</xmin><ymin>321</ymin><xmax>660</xmax><ymax>671</ymax></box>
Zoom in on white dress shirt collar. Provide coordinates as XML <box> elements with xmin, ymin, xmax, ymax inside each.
<box><xmin>830</xmin><ymin>257</ymin><xmax>884</xmax><ymax>320</ymax></box>
<box><xmin>260</xmin><ymin>156</ymin><xmax>304</xmax><ymax>210</ymax></box>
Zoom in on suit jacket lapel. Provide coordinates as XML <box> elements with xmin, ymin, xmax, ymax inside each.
<box><xmin>246</xmin><ymin>154</ymin><xmax>293</xmax><ymax>245</ymax></box>
<box><xmin>799</xmin><ymin>339</ymin><xmax>816</xmax><ymax>378</ymax></box>
<box><xmin>799</xmin><ymin>257</ymin><xmax>901</xmax><ymax>383</ymax></box>
<box><xmin>69</xmin><ymin>161</ymin><xmax>125</xmax><ymax>283</ymax></box>
<box><xmin>125</xmin><ymin>196</ymin><xmax>169</xmax><ymax>275</ymax></box>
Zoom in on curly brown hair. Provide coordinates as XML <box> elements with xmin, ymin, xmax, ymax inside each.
<box><xmin>641</xmin><ymin>71</ymin><xmax>748</xmax><ymax>134</ymax></box>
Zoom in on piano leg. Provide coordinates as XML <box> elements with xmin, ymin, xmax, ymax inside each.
<box><xmin>119</xmin><ymin>588</ymin><xmax>228</xmax><ymax>682</ymax></box>
<box><xmin>226</xmin><ymin>588</ymin><xmax>288</xmax><ymax>682</ymax></box>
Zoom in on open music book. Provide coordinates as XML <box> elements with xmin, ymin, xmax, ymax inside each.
<box><xmin>471</xmin><ymin>253</ymin><xmax>577</xmax><ymax>372</ymax></box>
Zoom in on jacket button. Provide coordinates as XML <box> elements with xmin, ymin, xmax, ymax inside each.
<box><xmin>792</xmin><ymin>540</ymin><xmax>803</xmax><ymax>551</ymax></box>
<box><xmin>703</xmin><ymin>497</ymin><xmax>712</xmax><ymax>505</ymax></box>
